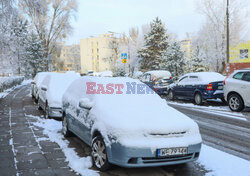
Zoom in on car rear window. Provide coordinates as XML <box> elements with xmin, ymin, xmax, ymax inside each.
<box><xmin>233</xmin><ymin>72</ymin><xmax>245</xmax><ymax>80</ymax></box>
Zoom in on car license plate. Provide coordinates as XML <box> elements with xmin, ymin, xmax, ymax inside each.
<box><xmin>158</xmin><ymin>147</ymin><xmax>187</xmax><ymax>157</ymax></box>
<box><xmin>218</xmin><ymin>86</ymin><xmax>223</xmax><ymax>90</ymax></box>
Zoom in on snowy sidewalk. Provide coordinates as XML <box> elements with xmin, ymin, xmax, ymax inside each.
<box><xmin>0</xmin><ymin>85</ymin><xmax>78</xmax><ymax>175</ymax></box>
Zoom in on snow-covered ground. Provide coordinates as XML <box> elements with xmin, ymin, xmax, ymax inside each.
<box><xmin>0</xmin><ymin>79</ymin><xmax>31</xmax><ymax>98</ymax></box>
<box><xmin>26</xmin><ymin>115</ymin><xmax>98</xmax><ymax>176</ymax></box>
<box><xmin>27</xmin><ymin>115</ymin><xmax>250</xmax><ymax>176</ymax></box>
<box><xmin>167</xmin><ymin>101</ymin><xmax>248</xmax><ymax>121</ymax></box>
<box><xmin>198</xmin><ymin>145</ymin><xmax>250</xmax><ymax>176</ymax></box>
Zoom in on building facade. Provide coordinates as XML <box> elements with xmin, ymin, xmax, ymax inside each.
<box><xmin>80</xmin><ymin>34</ymin><xmax>126</xmax><ymax>73</ymax></box>
<box><xmin>229</xmin><ymin>41</ymin><xmax>250</xmax><ymax>72</ymax></box>
<box><xmin>180</xmin><ymin>38</ymin><xmax>192</xmax><ymax>61</ymax></box>
<box><xmin>54</xmin><ymin>43</ymin><xmax>81</xmax><ymax>72</ymax></box>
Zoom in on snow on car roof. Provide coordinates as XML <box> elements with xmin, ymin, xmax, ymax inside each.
<box><xmin>42</xmin><ymin>72</ymin><xmax>80</xmax><ymax>106</ymax></box>
<box><xmin>186</xmin><ymin>72</ymin><xmax>225</xmax><ymax>83</ymax></box>
<box><xmin>145</xmin><ymin>70</ymin><xmax>171</xmax><ymax>78</ymax></box>
<box><xmin>34</xmin><ymin>72</ymin><xmax>51</xmax><ymax>87</ymax></box>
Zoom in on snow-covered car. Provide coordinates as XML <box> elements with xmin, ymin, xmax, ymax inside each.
<box><xmin>141</xmin><ymin>70</ymin><xmax>173</xmax><ymax>95</ymax></box>
<box><xmin>31</xmin><ymin>72</ymin><xmax>50</xmax><ymax>103</ymax></box>
<box><xmin>168</xmin><ymin>72</ymin><xmax>225</xmax><ymax>105</ymax></box>
<box><xmin>224</xmin><ymin>68</ymin><xmax>250</xmax><ymax>112</ymax></box>
<box><xmin>38</xmin><ymin>72</ymin><xmax>80</xmax><ymax>118</ymax></box>
<box><xmin>62</xmin><ymin>77</ymin><xmax>202</xmax><ymax>171</ymax></box>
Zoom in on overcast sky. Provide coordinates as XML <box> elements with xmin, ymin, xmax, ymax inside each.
<box><xmin>66</xmin><ymin>0</ymin><xmax>249</xmax><ymax>45</ymax></box>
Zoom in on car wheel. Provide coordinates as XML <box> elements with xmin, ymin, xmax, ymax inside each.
<box><xmin>62</xmin><ymin>113</ymin><xmax>72</xmax><ymax>137</ymax></box>
<box><xmin>194</xmin><ymin>93</ymin><xmax>203</xmax><ymax>105</ymax></box>
<box><xmin>44</xmin><ymin>104</ymin><xmax>50</xmax><ymax>119</ymax></box>
<box><xmin>92</xmin><ymin>136</ymin><xmax>110</xmax><ymax>171</ymax></box>
<box><xmin>35</xmin><ymin>97</ymin><xmax>38</xmax><ymax>104</ymax></box>
<box><xmin>168</xmin><ymin>90</ymin><xmax>175</xmax><ymax>100</ymax></box>
<box><xmin>38</xmin><ymin>98</ymin><xmax>42</xmax><ymax>110</ymax></box>
<box><xmin>228</xmin><ymin>94</ymin><xmax>244</xmax><ymax>112</ymax></box>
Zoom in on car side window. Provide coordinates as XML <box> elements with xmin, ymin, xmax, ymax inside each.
<box><xmin>189</xmin><ymin>76</ymin><xmax>199</xmax><ymax>82</ymax></box>
<box><xmin>243</xmin><ymin>72</ymin><xmax>250</xmax><ymax>82</ymax></box>
<box><xmin>233</xmin><ymin>72</ymin><xmax>245</xmax><ymax>80</ymax></box>
<box><xmin>178</xmin><ymin>76</ymin><xmax>189</xmax><ymax>85</ymax></box>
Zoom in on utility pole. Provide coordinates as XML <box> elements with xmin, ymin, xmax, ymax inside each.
<box><xmin>226</xmin><ymin>0</ymin><xmax>230</xmax><ymax>73</ymax></box>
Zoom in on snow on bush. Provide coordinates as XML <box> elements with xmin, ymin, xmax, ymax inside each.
<box><xmin>0</xmin><ymin>76</ymin><xmax>24</xmax><ymax>93</ymax></box>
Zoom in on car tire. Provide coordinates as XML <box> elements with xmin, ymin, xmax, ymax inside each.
<box><xmin>44</xmin><ymin>104</ymin><xmax>50</xmax><ymax>119</ymax></box>
<box><xmin>35</xmin><ymin>97</ymin><xmax>38</xmax><ymax>104</ymax></box>
<box><xmin>38</xmin><ymin>98</ymin><xmax>43</xmax><ymax>110</ymax></box>
<box><xmin>194</xmin><ymin>93</ymin><xmax>203</xmax><ymax>105</ymax></box>
<box><xmin>92</xmin><ymin>136</ymin><xmax>110</xmax><ymax>171</ymax></box>
<box><xmin>168</xmin><ymin>90</ymin><xmax>175</xmax><ymax>100</ymax></box>
<box><xmin>62</xmin><ymin>113</ymin><xmax>72</xmax><ymax>137</ymax></box>
<box><xmin>228</xmin><ymin>94</ymin><xmax>244</xmax><ymax>112</ymax></box>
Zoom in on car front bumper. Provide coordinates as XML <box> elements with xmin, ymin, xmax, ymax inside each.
<box><xmin>107</xmin><ymin>142</ymin><xmax>202</xmax><ymax>168</ymax></box>
<box><xmin>48</xmin><ymin>107</ymin><xmax>63</xmax><ymax>118</ymax></box>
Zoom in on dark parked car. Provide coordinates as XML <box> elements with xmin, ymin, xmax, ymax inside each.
<box><xmin>141</xmin><ymin>70</ymin><xmax>173</xmax><ymax>95</ymax></box>
<box><xmin>168</xmin><ymin>72</ymin><xmax>225</xmax><ymax>105</ymax></box>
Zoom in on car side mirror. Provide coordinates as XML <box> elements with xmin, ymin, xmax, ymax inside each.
<box><xmin>79</xmin><ymin>98</ymin><xmax>93</xmax><ymax>110</ymax></box>
<box><xmin>41</xmin><ymin>86</ymin><xmax>47</xmax><ymax>91</ymax></box>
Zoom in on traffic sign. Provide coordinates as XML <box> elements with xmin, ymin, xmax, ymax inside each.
<box><xmin>122</xmin><ymin>59</ymin><xmax>127</xmax><ymax>63</ymax></box>
<box><xmin>121</xmin><ymin>53</ymin><xmax>127</xmax><ymax>59</ymax></box>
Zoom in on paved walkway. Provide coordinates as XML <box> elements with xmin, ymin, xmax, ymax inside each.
<box><xmin>0</xmin><ymin>86</ymin><xmax>77</xmax><ymax>176</ymax></box>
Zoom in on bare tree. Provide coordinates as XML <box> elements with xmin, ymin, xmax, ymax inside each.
<box><xmin>19</xmin><ymin>0</ymin><xmax>78</xmax><ymax>70</ymax></box>
<box><xmin>195</xmin><ymin>0</ymin><xmax>249</xmax><ymax>73</ymax></box>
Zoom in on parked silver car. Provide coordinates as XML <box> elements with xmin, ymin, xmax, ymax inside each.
<box><xmin>62</xmin><ymin>77</ymin><xmax>202</xmax><ymax>171</ymax></box>
<box><xmin>38</xmin><ymin>72</ymin><xmax>80</xmax><ymax>118</ymax></box>
<box><xmin>31</xmin><ymin>72</ymin><xmax>50</xmax><ymax>103</ymax></box>
<box><xmin>224</xmin><ymin>68</ymin><xmax>250</xmax><ymax>112</ymax></box>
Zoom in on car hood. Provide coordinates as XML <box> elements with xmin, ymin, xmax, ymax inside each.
<box><xmin>89</xmin><ymin>95</ymin><xmax>199</xmax><ymax>136</ymax></box>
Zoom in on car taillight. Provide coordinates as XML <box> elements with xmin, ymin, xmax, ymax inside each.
<box><xmin>154</xmin><ymin>88</ymin><xmax>158</xmax><ymax>91</ymax></box>
<box><xmin>170</xmin><ymin>76</ymin><xmax>172</xmax><ymax>79</ymax></box>
<box><xmin>206</xmin><ymin>83</ymin><xmax>213</xmax><ymax>91</ymax></box>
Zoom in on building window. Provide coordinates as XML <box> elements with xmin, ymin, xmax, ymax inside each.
<box><xmin>240</xmin><ymin>49</ymin><xmax>248</xmax><ymax>59</ymax></box>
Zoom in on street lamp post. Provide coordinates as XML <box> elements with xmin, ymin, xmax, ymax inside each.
<box><xmin>226</xmin><ymin>0</ymin><xmax>230</xmax><ymax>73</ymax></box>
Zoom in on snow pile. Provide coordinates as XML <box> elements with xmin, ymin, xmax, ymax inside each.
<box><xmin>63</xmin><ymin>76</ymin><xmax>201</xmax><ymax>149</ymax></box>
<box><xmin>41</xmin><ymin>72</ymin><xmax>80</xmax><ymax>107</ymax></box>
<box><xmin>0</xmin><ymin>76</ymin><xmax>24</xmax><ymax>92</ymax></box>
<box><xmin>27</xmin><ymin>115</ymin><xmax>98</xmax><ymax>176</ymax></box>
<box><xmin>199</xmin><ymin>145</ymin><xmax>250</xmax><ymax>176</ymax></box>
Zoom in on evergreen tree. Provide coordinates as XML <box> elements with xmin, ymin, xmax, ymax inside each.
<box><xmin>138</xmin><ymin>17</ymin><xmax>168</xmax><ymax>71</ymax></box>
<box><xmin>189</xmin><ymin>46</ymin><xmax>207</xmax><ymax>72</ymax></box>
<box><xmin>163</xmin><ymin>42</ymin><xmax>186</xmax><ymax>77</ymax></box>
<box><xmin>23</xmin><ymin>33</ymin><xmax>47</xmax><ymax>78</ymax></box>
<box><xmin>10</xmin><ymin>17</ymin><xmax>28</xmax><ymax>74</ymax></box>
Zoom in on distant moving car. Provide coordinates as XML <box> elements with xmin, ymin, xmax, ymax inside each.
<box><xmin>31</xmin><ymin>72</ymin><xmax>50</xmax><ymax>103</ymax></box>
<box><xmin>62</xmin><ymin>77</ymin><xmax>202</xmax><ymax>171</ymax></box>
<box><xmin>38</xmin><ymin>72</ymin><xmax>80</xmax><ymax>118</ymax></box>
<box><xmin>141</xmin><ymin>70</ymin><xmax>173</xmax><ymax>95</ymax></box>
<box><xmin>224</xmin><ymin>68</ymin><xmax>250</xmax><ymax>112</ymax></box>
<box><xmin>168</xmin><ymin>72</ymin><xmax>225</xmax><ymax>105</ymax></box>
